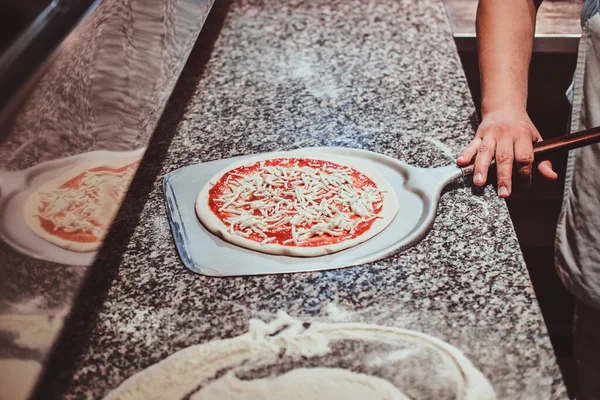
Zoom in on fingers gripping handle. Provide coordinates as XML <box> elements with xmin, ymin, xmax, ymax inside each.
<box><xmin>459</xmin><ymin>125</ymin><xmax>600</xmax><ymax>179</ymax></box>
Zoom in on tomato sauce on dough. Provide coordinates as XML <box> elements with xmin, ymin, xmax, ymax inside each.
<box><xmin>37</xmin><ymin>161</ymin><xmax>140</xmax><ymax>243</ymax></box>
<box><xmin>208</xmin><ymin>158</ymin><xmax>383</xmax><ymax>247</ymax></box>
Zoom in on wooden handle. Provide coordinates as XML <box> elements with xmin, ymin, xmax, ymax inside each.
<box><xmin>533</xmin><ymin>125</ymin><xmax>600</xmax><ymax>155</ymax></box>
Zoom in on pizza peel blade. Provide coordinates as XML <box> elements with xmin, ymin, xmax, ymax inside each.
<box><xmin>163</xmin><ymin>147</ymin><xmax>466</xmax><ymax>277</ymax></box>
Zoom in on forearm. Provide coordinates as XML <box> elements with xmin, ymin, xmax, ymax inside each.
<box><xmin>477</xmin><ymin>0</ymin><xmax>540</xmax><ymax>116</ymax></box>
<box><xmin>458</xmin><ymin>0</ymin><xmax>557</xmax><ymax>195</ymax></box>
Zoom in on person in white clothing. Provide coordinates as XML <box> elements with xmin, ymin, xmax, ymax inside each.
<box><xmin>456</xmin><ymin>1</ymin><xmax>600</xmax><ymax>399</ymax></box>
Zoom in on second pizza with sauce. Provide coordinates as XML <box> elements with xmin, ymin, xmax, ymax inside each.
<box><xmin>24</xmin><ymin>158</ymin><xmax>140</xmax><ymax>252</ymax></box>
<box><xmin>196</xmin><ymin>153</ymin><xmax>399</xmax><ymax>257</ymax></box>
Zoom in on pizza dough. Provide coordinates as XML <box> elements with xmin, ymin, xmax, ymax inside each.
<box><xmin>195</xmin><ymin>152</ymin><xmax>399</xmax><ymax>256</ymax></box>
<box><xmin>192</xmin><ymin>368</ymin><xmax>410</xmax><ymax>400</ymax></box>
<box><xmin>103</xmin><ymin>312</ymin><xmax>496</xmax><ymax>400</ymax></box>
<box><xmin>23</xmin><ymin>157</ymin><xmax>140</xmax><ymax>252</ymax></box>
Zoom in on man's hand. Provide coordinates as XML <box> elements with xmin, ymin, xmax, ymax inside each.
<box><xmin>456</xmin><ymin>109</ymin><xmax>557</xmax><ymax>198</ymax></box>
<box><xmin>467</xmin><ymin>0</ymin><xmax>556</xmax><ymax>198</ymax></box>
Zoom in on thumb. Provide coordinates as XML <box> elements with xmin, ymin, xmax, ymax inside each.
<box><xmin>537</xmin><ymin>160</ymin><xmax>558</xmax><ymax>180</ymax></box>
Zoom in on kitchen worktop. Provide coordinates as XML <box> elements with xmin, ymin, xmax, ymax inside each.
<box><xmin>33</xmin><ymin>0</ymin><xmax>566</xmax><ymax>398</ymax></box>
<box><xmin>446</xmin><ymin>0</ymin><xmax>583</xmax><ymax>52</ymax></box>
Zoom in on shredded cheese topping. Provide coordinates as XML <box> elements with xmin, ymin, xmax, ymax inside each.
<box><xmin>213</xmin><ymin>159</ymin><xmax>384</xmax><ymax>245</ymax></box>
<box><xmin>36</xmin><ymin>164</ymin><xmax>137</xmax><ymax>239</ymax></box>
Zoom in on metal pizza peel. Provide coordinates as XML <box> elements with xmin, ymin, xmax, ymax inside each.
<box><xmin>163</xmin><ymin>127</ymin><xmax>600</xmax><ymax>277</ymax></box>
<box><xmin>164</xmin><ymin>147</ymin><xmax>462</xmax><ymax>277</ymax></box>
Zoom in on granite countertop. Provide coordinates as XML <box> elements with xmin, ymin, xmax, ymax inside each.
<box><xmin>34</xmin><ymin>0</ymin><xmax>565</xmax><ymax>398</ymax></box>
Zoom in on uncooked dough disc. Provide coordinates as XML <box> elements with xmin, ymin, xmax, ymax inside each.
<box><xmin>23</xmin><ymin>157</ymin><xmax>139</xmax><ymax>252</ymax></box>
<box><xmin>195</xmin><ymin>152</ymin><xmax>399</xmax><ymax>257</ymax></box>
<box><xmin>103</xmin><ymin>313</ymin><xmax>496</xmax><ymax>400</ymax></box>
<box><xmin>192</xmin><ymin>368</ymin><xmax>410</xmax><ymax>400</ymax></box>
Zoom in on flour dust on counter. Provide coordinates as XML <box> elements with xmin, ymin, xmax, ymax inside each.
<box><xmin>0</xmin><ymin>359</ymin><xmax>42</xmax><ymax>400</ymax></box>
<box><xmin>103</xmin><ymin>312</ymin><xmax>495</xmax><ymax>400</ymax></box>
<box><xmin>0</xmin><ymin>308</ymin><xmax>67</xmax><ymax>351</ymax></box>
<box><xmin>195</xmin><ymin>152</ymin><xmax>398</xmax><ymax>257</ymax></box>
<box><xmin>0</xmin><ymin>296</ymin><xmax>68</xmax><ymax>400</ymax></box>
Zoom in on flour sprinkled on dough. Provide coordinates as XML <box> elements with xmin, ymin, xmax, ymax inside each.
<box><xmin>104</xmin><ymin>312</ymin><xmax>496</xmax><ymax>400</ymax></box>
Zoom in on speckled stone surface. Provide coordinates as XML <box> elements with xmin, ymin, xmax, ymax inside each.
<box><xmin>36</xmin><ymin>0</ymin><xmax>566</xmax><ymax>398</ymax></box>
<box><xmin>0</xmin><ymin>0</ymin><xmax>213</xmax><ymax>397</ymax></box>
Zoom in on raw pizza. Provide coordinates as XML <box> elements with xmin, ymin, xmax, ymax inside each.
<box><xmin>195</xmin><ymin>152</ymin><xmax>398</xmax><ymax>256</ymax></box>
<box><xmin>24</xmin><ymin>158</ymin><xmax>140</xmax><ymax>252</ymax></box>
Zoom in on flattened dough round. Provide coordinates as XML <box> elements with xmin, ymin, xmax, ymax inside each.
<box><xmin>24</xmin><ymin>156</ymin><xmax>140</xmax><ymax>253</ymax></box>
<box><xmin>103</xmin><ymin>313</ymin><xmax>496</xmax><ymax>400</ymax></box>
<box><xmin>195</xmin><ymin>151</ymin><xmax>399</xmax><ymax>257</ymax></box>
<box><xmin>192</xmin><ymin>368</ymin><xmax>409</xmax><ymax>400</ymax></box>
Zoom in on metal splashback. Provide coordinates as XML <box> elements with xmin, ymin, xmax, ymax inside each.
<box><xmin>0</xmin><ymin>0</ymin><xmax>214</xmax><ymax>398</ymax></box>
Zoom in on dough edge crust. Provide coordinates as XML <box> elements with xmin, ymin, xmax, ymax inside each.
<box><xmin>195</xmin><ymin>150</ymin><xmax>399</xmax><ymax>257</ymax></box>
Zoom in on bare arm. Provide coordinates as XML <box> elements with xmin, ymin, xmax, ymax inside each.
<box><xmin>457</xmin><ymin>0</ymin><xmax>556</xmax><ymax>197</ymax></box>
<box><xmin>479</xmin><ymin>0</ymin><xmax>539</xmax><ymax>114</ymax></box>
